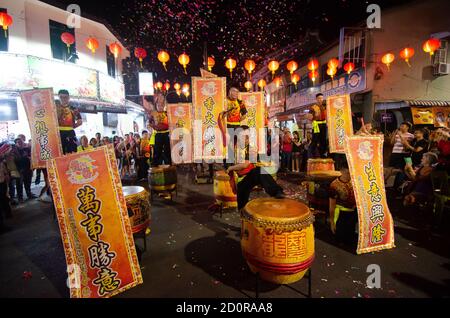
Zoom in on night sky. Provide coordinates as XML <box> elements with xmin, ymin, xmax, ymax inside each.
<box><xmin>42</xmin><ymin>0</ymin><xmax>410</xmax><ymax>97</ymax></box>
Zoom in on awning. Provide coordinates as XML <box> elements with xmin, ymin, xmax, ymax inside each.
<box><xmin>405</xmin><ymin>100</ymin><xmax>450</xmax><ymax>107</ymax></box>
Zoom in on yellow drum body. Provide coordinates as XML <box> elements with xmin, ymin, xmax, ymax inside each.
<box><xmin>241</xmin><ymin>198</ymin><xmax>315</xmax><ymax>284</ymax></box>
<box><xmin>307</xmin><ymin>158</ymin><xmax>335</xmax><ymax>175</ymax></box>
<box><xmin>148</xmin><ymin>165</ymin><xmax>177</xmax><ymax>193</ymax></box>
<box><xmin>214</xmin><ymin>171</ymin><xmax>237</xmax><ymax>208</ymax></box>
<box><xmin>123</xmin><ymin>186</ymin><xmax>151</xmax><ymax>234</ymax></box>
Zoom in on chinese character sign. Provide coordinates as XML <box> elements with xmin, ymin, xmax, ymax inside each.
<box><xmin>47</xmin><ymin>145</ymin><xmax>143</xmax><ymax>298</ymax></box>
<box><xmin>192</xmin><ymin>77</ymin><xmax>226</xmax><ymax>161</ymax></box>
<box><xmin>239</xmin><ymin>92</ymin><xmax>266</xmax><ymax>154</ymax></box>
<box><xmin>345</xmin><ymin>135</ymin><xmax>395</xmax><ymax>254</ymax></box>
<box><xmin>167</xmin><ymin>103</ymin><xmax>193</xmax><ymax>163</ymax></box>
<box><xmin>20</xmin><ymin>88</ymin><xmax>63</xmax><ymax>169</ymax></box>
<box><xmin>327</xmin><ymin>94</ymin><xmax>353</xmax><ymax>153</ymax></box>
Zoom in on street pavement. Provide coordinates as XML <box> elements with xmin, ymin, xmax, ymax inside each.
<box><xmin>0</xmin><ymin>168</ymin><xmax>449</xmax><ymax>298</ymax></box>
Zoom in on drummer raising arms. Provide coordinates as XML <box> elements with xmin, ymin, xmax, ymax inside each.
<box><xmin>148</xmin><ymin>92</ymin><xmax>171</xmax><ymax>166</ymax></box>
<box><xmin>226</xmin><ymin>127</ymin><xmax>285</xmax><ymax>210</ymax></box>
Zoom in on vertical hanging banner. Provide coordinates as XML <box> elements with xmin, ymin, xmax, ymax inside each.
<box><xmin>20</xmin><ymin>88</ymin><xmax>63</xmax><ymax>169</ymax></box>
<box><xmin>167</xmin><ymin>103</ymin><xmax>193</xmax><ymax>163</ymax></box>
<box><xmin>327</xmin><ymin>94</ymin><xmax>354</xmax><ymax>153</ymax></box>
<box><xmin>192</xmin><ymin>77</ymin><xmax>226</xmax><ymax>161</ymax></box>
<box><xmin>238</xmin><ymin>92</ymin><xmax>266</xmax><ymax>154</ymax></box>
<box><xmin>200</xmin><ymin>68</ymin><xmax>218</xmax><ymax>78</ymax></box>
<box><xmin>345</xmin><ymin>135</ymin><xmax>395</xmax><ymax>254</ymax></box>
<box><xmin>47</xmin><ymin>145</ymin><xmax>143</xmax><ymax>298</ymax></box>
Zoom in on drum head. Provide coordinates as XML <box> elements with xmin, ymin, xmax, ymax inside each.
<box><xmin>245</xmin><ymin>198</ymin><xmax>311</xmax><ymax>222</ymax></box>
<box><xmin>307</xmin><ymin>158</ymin><xmax>334</xmax><ymax>164</ymax></box>
<box><xmin>123</xmin><ymin>186</ymin><xmax>145</xmax><ymax>196</ymax></box>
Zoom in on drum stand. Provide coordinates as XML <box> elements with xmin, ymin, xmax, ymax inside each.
<box><xmin>253</xmin><ymin>269</ymin><xmax>312</xmax><ymax>299</ymax></box>
<box><xmin>133</xmin><ymin>229</ymin><xmax>147</xmax><ymax>252</ymax></box>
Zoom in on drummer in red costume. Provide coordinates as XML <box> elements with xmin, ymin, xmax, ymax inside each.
<box><xmin>220</xmin><ymin>87</ymin><xmax>248</xmax><ymax>166</ymax></box>
<box><xmin>148</xmin><ymin>92</ymin><xmax>171</xmax><ymax>166</ymax></box>
<box><xmin>226</xmin><ymin>127</ymin><xmax>284</xmax><ymax>210</ymax></box>
<box><xmin>309</xmin><ymin>93</ymin><xmax>328</xmax><ymax>158</ymax></box>
<box><xmin>56</xmin><ymin>89</ymin><xmax>82</xmax><ymax>154</ymax></box>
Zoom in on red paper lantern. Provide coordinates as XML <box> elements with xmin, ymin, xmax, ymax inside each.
<box><xmin>423</xmin><ymin>38</ymin><xmax>441</xmax><ymax>57</ymax></box>
<box><xmin>244</xmin><ymin>81</ymin><xmax>253</xmax><ymax>91</ymax></box>
<box><xmin>308</xmin><ymin>70</ymin><xmax>318</xmax><ymax>82</ymax></box>
<box><xmin>343</xmin><ymin>62</ymin><xmax>355</xmax><ymax>74</ymax></box>
<box><xmin>399</xmin><ymin>47</ymin><xmax>415</xmax><ymax>67</ymax></box>
<box><xmin>273</xmin><ymin>76</ymin><xmax>282</xmax><ymax>88</ymax></box>
<box><xmin>134</xmin><ymin>47</ymin><xmax>147</xmax><ymax>67</ymax></box>
<box><xmin>178</xmin><ymin>53</ymin><xmax>190</xmax><ymax>74</ymax></box>
<box><xmin>156</xmin><ymin>81</ymin><xmax>163</xmax><ymax>90</ymax></box>
<box><xmin>207</xmin><ymin>56</ymin><xmax>215</xmax><ymax>71</ymax></box>
<box><xmin>245</xmin><ymin>59</ymin><xmax>256</xmax><ymax>77</ymax></box>
<box><xmin>225</xmin><ymin>58</ymin><xmax>237</xmax><ymax>78</ymax></box>
<box><xmin>291</xmin><ymin>73</ymin><xmax>300</xmax><ymax>86</ymax></box>
<box><xmin>174</xmin><ymin>83</ymin><xmax>181</xmax><ymax>91</ymax></box>
<box><xmin>158</xmin><ymin>50</ymin><xmax>170</xmax><ymax>71</ymax></box>
<box><xmin>286</xmin><ymin>61</ymin><xmax>298</xmax><ymax>74</ymax></box>
<box><xmin>86</xmin><ymin>37</ymin><xmax>99</xmax><ymax>54</ymax></box>
<box><xmin>164</xmin><ymin>81</ymin><xmax>170</xmax><ymax>91</ymax></box>
<box><xmin>0</xmin><ymin>12</ymin><xmax>13</xmax><ymax>37</ymax></box>
<box><xmin>109</xmin><ymin>42</ymin><xmax>122</xmax><ymax>59</ymax></box>
<box><xmin>61</xmin><ymin>32</ymin><xmax>75</xmax><ymax>53</ymax></box>
<box><xmin>268</xmin><ymin>60</ymin><xmax>279</xmax><ymax>78</ymax></box>
<box><xmin>182</xmin><ymin>83</ymin><xmax>190</xmax><ymax>93</ymax></box>
<box><xmin>327</xmin><ymin>58</ymin><xmax>339</xmax><ymax>70</ymax></box>
<box><xmin>307</xmin><ymin>59</ymin><xmax>319</xmax><ymax>71</ymax></box>
<box><xmin>381</xmin><ymin>53</ymin><xmax>395</xmax><ymax>70</ymax></box>
<box><xmin>257</xmin><ymin>79</ymin><xmax>266</xmax><ymax>90</ymax></box>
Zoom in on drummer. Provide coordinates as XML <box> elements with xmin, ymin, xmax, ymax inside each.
<box><xmin>226</xmin><ymin>126</ymin><xmax>285</xmax><ymax>210</ymax></box>
<box><xmin>328</xmin><ymin>160</ymin><xmax>358</xmax><ymax>245</ymax></box>
<box><xmin>148</xmin><ymin>92</ymin><xmax>171</xmax><ymax>166</ymax></box>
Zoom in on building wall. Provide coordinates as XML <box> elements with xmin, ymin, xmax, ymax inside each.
<box><xmin>2</xmin><ymin>0</ymin><xmax>129</xmax><ymax>78</ymax></box>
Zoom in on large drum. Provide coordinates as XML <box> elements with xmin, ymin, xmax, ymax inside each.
<box><xmin>241</xmin><ymin>198</ymin><xmax>315</xmax><ymax>284</ymax></box>
<box><xmin>214</xmin><ymin>171</ymin><xmax>237</xmax><ymax>209</ymax></box>
<box><xmin>148</xmin><ymin>165</ymin><xmax>177</xmax><ymax>193</ymax></box>
<box><xmin>123</xmin><ymin>186</ymin><xmax>151</xmax><ymax>234</ymax></box>
<box><xmin>307</xmin><ymin>158</ymin><xmax>335</xmax><ymax>175</ymax></box>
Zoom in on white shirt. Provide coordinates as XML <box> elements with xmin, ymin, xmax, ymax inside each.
<box><xmin>392</xmin><ymin>132</ymin><xmax>414</xmax><ymax>153</ymax></box>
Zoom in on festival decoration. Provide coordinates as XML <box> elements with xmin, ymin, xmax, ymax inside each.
<box><xmin>178</xmin><ymin>52</ymin><xmax>190</xmax><ymax>74</ymax></box>
<box><xmin>343</xmin><ymin>62</ymin><xmax>355</xmax><ymax>74</ymax></box>
<box><xmin>307</xmin><ymin>58</ymin><xmax>319</xmax><ymax>71</ymax></box>
<box><xmin>0</xmin><ymin>12</ymin><xmax>12</xmax><ymax>37</ymax></box>
<box><xmin>326</xmin><ymin>94</ymin><xmax>353</xmax><ymax>153</ymax></box>
<box><xmin>61</xmin><ymin>32</ymin><xmax>75</xmax><ymax>53</ymax></box>
<box><xmin>156</xmin><ymin>81</ymin><xmax>163</xmax><ymax>91</ymax></box>
<box><xmin>86</xmin><ymin>37</ymin><xmax>99</xmax><ymax>54</ymax></box>
<box><xmin>244</xmin><ymin>59</ymin><xmax>256</xmax><ymax>78</ymax></box>
<box><xmin>244</xmin><ymin>80</ymin><xmax>253</xmax><ymax>91</ymax></box>
<box><xmin>225</xmin><ymin>58</ymin><xmax>237</xmax><ymax>78</ymax></box>
<box><xmin>308</xmin><ymin>70</ymin><xmax>318</xmax><ymax>83</ymax></box>
<box><xmin>399</xmin><ymin>47</ymin><xmax>414</xmax><ymax>67</ymax></box>
<box><xmin>164</xmin><ymin>81</ymin><xmax>170</xmax><ymax>91</ymax></box>
<box><xmin>273</xmin><ymin>76</ymin><xmax>282</xmax><ymax>88</ymax></box>
<box><xmin>291</xmin><ymin>73</ymin><xmax>300</xmax><ymax>88</ymax></box>
<box><xmin>257</xmin><ymin>79</ymin><xmax>266</xmax><ymax>91</ymax></box>
<box><xmin>268</xmin><ymin>60</ymin><xmax>279</xmax><ymax>79</ymax></box>
<box><xmin>174</xmin><ymin>83</ymin><xmax>181</xmax><ymax>91</ymax></box>
<box><xmin>286</xmin><ymin>60</ymin><xmax>298</xmax><ymax>74</ymax></box>
<box><xmin>381</xmin><ymin>53</ymin><xmax>395</xmax><ymax>71</ymax></box>
<box><xmin>109</xmin><ymin>42</ymin><xmax>122</xmax><ymax>59</ymax></box>
<box><xmin>158</xmin><ymin>50</ymin><xmax>170</xmax><ymax>71</ymax></box>
<box><xmin>327</xmin><ymin>67</ymin><xmax>337</xmax><ymax>79</ymax></box>
<box><xmin>327</xmin><ymin>58</ymin><xmax>339</xmax><ymax>70</ymax></box>
<box><xmin>207</xmin><ymin>56</ymin><xmax>215</xmax><ymax>71</ymax></box>
<box><xmin>134</xmin><ymin>47</ymin><xmax>147</xmax><ymax>68</ymax></box>
<box><xmin>422</xmin><ymin>38</ymin><xmax>441</xmax><ymax>57</ymax></box>
<box><xmin>167</xmin><ymin>103</ymin><xmax>193</xmax><ymax>163</ymax></box>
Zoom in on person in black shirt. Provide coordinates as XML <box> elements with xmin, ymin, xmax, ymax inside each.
<box><xmin>14</xmin><ymin>138</ymin><xmax>36</xmax><ymax>202</ymax></box>
<box><xmin>402</xmin><ymin>128</ymin><xmax>429</xmax><ymax>168</ymax></box>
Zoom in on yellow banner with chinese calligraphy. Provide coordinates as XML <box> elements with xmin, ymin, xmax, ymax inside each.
<box><xmin>192</xmin><ymin>76</ymin><xmax>226</xmax><ymax>161</ymax></box>
<box><xmin>47</xmin><ymin>145</ymin><xmax>143</xmax><ymax>298</ymax></box>
<box><xmin>238</xmin><ymin>92</ymin><xmax>266</xmax><ymax>154</ymax></box>
<box><xmin>20</xmin><ymin>88</ymin><xmax>63</xmax><ymax>169</ymax></box>
<box><xmin>345</xmin><ymin>135</ymin><xmax>395</xmax><ymax>254</ymax></box>
<box><xmin>411</xmin><ymin>107</ymin><xmax>434</xmax><ymax>125</ymax></box>
<box><xmin>432</xmin><ymin>107</ymin><xmax>450</xmax><ymax>128</ymax></box>
<box><xmin>326</xmin><ymin>94</ymin><xmax>353</xmax><ymax>153</ymax></box>
<box><xmin>167</xmin><ymin>103</ymin><xmax>193</xmax><ymax>163</ymax></box>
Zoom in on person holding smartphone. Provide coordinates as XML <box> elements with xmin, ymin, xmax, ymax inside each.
<box><xmin>402</xmin><ymin>128</ymin><xmax>429</xmax><ymax>168</ymax></box>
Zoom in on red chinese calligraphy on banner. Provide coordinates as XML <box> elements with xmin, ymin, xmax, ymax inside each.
<box><xmin>20</xmin><ymin>88</ymin><xmax>63</xmax><ymax>169</ymax></box>
<box><xmin>345</xmin><ymin>135</ymin><xmax>395</xmax><ymax>254</ymax></box>
<box><xmin>238</xmin><ymin>92</ymin><xmax>266</xmax><ymax>154</ymax></box>
<box><xmin>327</xmin><ymin>94</ymin><xmax>353</xmax><ymax>153</ymax></box>
<box><xmin>192</xmin><ymin>77</ymin><xmax>226</xmax><ymax>161</ymax></box>
<box><xmin>47</xmin><ymin>145</ymin><xmax>143</xmax><ymax>298</ymax></box>
<box><xmin>167</xmin><ymin>103</ymin><xmax>193</xmax><ymax>163</ymax></box>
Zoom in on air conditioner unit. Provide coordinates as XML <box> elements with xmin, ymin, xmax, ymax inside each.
<box><xmin>433</xmin><ymin>62</ymin><xmax>450</xmax><ymax>76</ymax></box>
<box><xmin>433</xmin><ymin>40</ymin><xmax>448</xmax><ymax>64</ymax></box>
